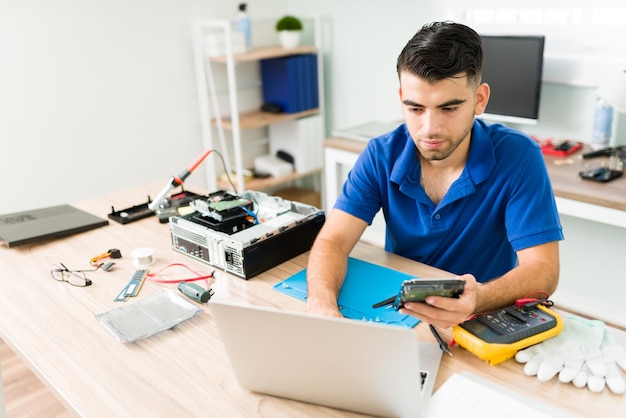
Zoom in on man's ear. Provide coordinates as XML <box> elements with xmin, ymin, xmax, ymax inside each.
<box><xmin>474</xmin><ymin>83</ymin><xmax>490</xmax><ymax>115</ymax></box>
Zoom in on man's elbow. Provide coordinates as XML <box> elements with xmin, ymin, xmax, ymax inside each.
<box><xmin>546</xmin><ymin>265</ymin><xmax>560</xmax><ymax>296</ymax></box>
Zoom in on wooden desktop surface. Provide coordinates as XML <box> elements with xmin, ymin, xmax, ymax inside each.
<box><xmin>542</xmin><ymin>144</ymin><xmax>626</xmax><ymax>211</ymax></box>
<box><xmin>0</xmin><ymin>183</ymin><xmax>623</xmax><ymax>417</ymax></box>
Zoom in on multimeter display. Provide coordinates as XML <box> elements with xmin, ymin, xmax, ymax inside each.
<box><xmin>452</xmin><ymin>304</ymin><xmax>563</xmax><ymax>365</ymax></box>
<box><xmin>459</xmin><ymin>305</ymin><xmax>557</xmax><ymax>344</ymax></box>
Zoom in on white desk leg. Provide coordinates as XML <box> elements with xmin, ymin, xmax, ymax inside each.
<box><xmin>323</xmin><ymin>147</ymin><xmax>358</xmax><ymax>211</ymax></box>
<box><xmin>0</xmin><ymin>364</ymin><xmax>6</xmax><ymax>418</ymax></box>
<box><xmin>323</xmin><ymin>145</ymin><xmax>386</xmax><ymax>247</ymax></box>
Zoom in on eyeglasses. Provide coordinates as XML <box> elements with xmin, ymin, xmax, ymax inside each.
<box><xmin>50</xmin><ymin>263</ymin><xmax>93</xmax><ymax>287</ymax></box>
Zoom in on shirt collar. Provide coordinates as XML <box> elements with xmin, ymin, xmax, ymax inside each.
<box><xmin>466</xmin><ymin>119</ymin><xmax>496</xmax><ymax>185</ymax></box>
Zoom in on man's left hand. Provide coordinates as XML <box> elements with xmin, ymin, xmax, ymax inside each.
<box><xmin>400</xmin><ymin>273</ymin><xmax>478</xmax><ymax>328</ymax></box>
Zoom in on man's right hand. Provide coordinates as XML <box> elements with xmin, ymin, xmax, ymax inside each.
<box><xmin>304</xmin><ymin>209</ymin><xmax>368</xmax><ymax>319</ymax></box>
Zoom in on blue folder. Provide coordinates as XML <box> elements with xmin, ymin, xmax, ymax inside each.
<box><xmin>273</xmin><ymin>257</ymin><xmax>420</xmax><ymax>328</ymax></box>
<box><xmin>260</xmin><ymin>54</ymin><xmax>319</xmax><ymax>113</ymax></box>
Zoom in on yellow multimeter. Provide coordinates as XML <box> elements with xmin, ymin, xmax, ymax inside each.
<box><xmin>451</xmin><ymin>303</ymin><xmax>563</xmax><ymax>366</ymax></box>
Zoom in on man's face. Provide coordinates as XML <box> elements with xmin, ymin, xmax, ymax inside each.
<box><xmin>398</xmin><ymin>71</ymin><xmax>489</xmax><ymax>161</ymax></box>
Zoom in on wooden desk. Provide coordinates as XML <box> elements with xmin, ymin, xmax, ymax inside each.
<box><xmin>0</xmin><ymin>183</ymin><xmax>624</xmax><ymax>417</ymax></box>
<box><xmin>543</xmin><ymin>146</ymin><xmax>626</xmax><ymax>228</ymax></box>
<box><xmin>544</xmin><ymin>150</ymin><xmax>626</xmax><ymax>211</ymax></box>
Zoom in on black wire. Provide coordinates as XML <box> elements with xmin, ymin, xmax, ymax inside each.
<box><xmin>210</xmin><ymin>149</ymin><xmax>238</xmax><ymax>194</ymax></box>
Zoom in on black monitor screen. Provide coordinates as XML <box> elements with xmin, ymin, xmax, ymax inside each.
<box><xmin>479</xmin><ymin>35</ymin><xmax>545</xmax><ymax>125</ymax></box>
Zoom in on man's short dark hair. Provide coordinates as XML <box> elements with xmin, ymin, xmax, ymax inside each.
<box><xmin>397</xmin><ymin>21</ymin><xmax>483</xmax><ymax>88</ymax></box>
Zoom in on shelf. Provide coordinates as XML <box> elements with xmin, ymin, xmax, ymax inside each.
<box><xmin>209</xmin><ymin>45</ymin><xmax>317</xmax><ymax>63</ymax></box>
<box><xmin>273</xmin><ymin>186</ymin><xmax>321</xmax><ymax>208</ymax></box>
<box><xmin>193</xmin><ymin>16</ymin><xmax>325</xmax><ymax>194</ymax></box>
<box><xmin>214</xmin><ymin>108</ymin><xmax>320</xmax><ymax>130</ymax></box>
<box><xmin>219</xmin><ymin>168</ymin><xmax>322</xmax><ymax>192</ymax></box>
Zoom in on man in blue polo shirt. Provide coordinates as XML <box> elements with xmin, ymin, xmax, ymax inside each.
<box><xmin>306</xmin><ymin>21</ymin><xmax>563</xmax><ymax>328</ymax></box>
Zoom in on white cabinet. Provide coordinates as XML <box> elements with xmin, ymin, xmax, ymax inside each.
<box><xmin>190</xmin><ymin>17</ymin><xmax>325</xmax><ymax>203</ymax></box>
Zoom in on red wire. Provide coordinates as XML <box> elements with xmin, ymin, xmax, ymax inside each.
<box><xmin>146</xmin><ymin>263</ymin><xmax>214</xmax><ymax>284</ymax></box>
<box><xmin>522</xmin><ymin>290</ymin><xmax>550</xmax><ymax>300</ymax></box>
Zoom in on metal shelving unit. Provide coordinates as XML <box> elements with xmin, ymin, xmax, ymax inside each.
<box><xmin>190</xmin><ymin>16</ymin><xmax>325</xmax><ymax>195</ymax></box>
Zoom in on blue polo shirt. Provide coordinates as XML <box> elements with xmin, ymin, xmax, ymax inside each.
<box><xmin>334</xmin><ymin>119</ymin><xmax>563</xmax><ymax>283</ymax></box>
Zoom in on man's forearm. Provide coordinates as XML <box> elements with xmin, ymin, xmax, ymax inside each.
<box><xmin>475</xmin><ymin>241</ymin><xmax>560</xmax><ymax>313</ymax></box>
<box><xmin>305</xmin><ymin>236</ymin><xmax>349</xmax><ymax>312</ymax></box>
<box><xmin>304</xmin><ymin>209</ymin><xmax>373</xmax><ymax>315</ymax></box>
<box><xmin>476</xmin><ymin>260</ymin><xmax>559</xmax><ymax>313</ymax></box>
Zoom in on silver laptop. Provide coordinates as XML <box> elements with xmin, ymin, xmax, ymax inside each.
<box><xmin>0</xmin><ymin>204</ymin><xmax>108</xmax><ymax>248</ymax></box>
<box><xmin>211</xmin><ymin>300</ymin><xmax>442</xmax><ymax>418</ymax></box>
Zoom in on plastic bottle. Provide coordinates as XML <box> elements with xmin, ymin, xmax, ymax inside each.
<box><xmin>591</xmin><ymin>98</ymin><xmax>613</xmax><ymax>149</ymax></box>
<box><xmin>236</xmin><ymin>3</ymin><xmax>251</xmax><ymax>49</ymax></box>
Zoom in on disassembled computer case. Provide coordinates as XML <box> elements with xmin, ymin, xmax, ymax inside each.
<box><xmin>169</xmin><ymin>190</ymin><xmax>324</xmax><ymax>279</ymax></box>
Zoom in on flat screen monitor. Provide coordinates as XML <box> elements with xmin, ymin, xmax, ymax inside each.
<box><xmin>478</xmin><ymin>35</ymin><xmax>545</xmax><ymax>125</ymax></box>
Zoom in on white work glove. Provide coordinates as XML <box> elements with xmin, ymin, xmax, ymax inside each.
<box><xmin>515</xmin><ymin>315</ymin><xmax>625</xmax><ymax>394</ymax></box>
<box><xmin>582</xmin><ymin>326</ymin><xmax>626</xmax><ymax>394</ymax></box>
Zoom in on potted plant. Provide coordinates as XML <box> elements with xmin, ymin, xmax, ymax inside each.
<box><xmin>276</xmin><ymin>15</ymin><xmax>302</xmax><ymax>50</ymax></box>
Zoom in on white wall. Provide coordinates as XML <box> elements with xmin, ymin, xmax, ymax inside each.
<box><xmin>0</xmin><ymin>0</ymin><xmax>435</xmax><ymax>213</ymax></box>
<box><xmin>0</xmin><ymin>0</ymin><xmax>288</xmax><ymax>214</ymax></box>
<box><xmin>292</xmin><ymin>1</ymin><xmax>435</xmax><ymax>133</ymax></box>
<box><xmin>290</xmin><ymin>1</ymin><xmax>626</xmax><ymax>144</ymax></box>
<box><xmin>5</xmin><ymin>0</ymin><xmax>620</xmax><ymax>212</ymax></box>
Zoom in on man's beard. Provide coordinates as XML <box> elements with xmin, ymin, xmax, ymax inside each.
<box><xmin>416</xmin><ymin>119</ymin><xmax>473</xmax><ymax>161</ymax></box>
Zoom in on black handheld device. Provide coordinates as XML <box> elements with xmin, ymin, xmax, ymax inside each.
<box><xmin>393</xmin><ymin>278</ymin><xmax>465</xmax><ymax>310</ymax></box>
<box><xmin>579</xmin><ymin>167</ymin><xmax>623</xmax><ymax>182</ymax></box>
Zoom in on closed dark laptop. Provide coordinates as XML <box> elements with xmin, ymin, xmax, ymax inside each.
<box><xmin>0</xmin><ymin>204</ymin><xmax>108</xmax><ymax>248</ymax></box>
